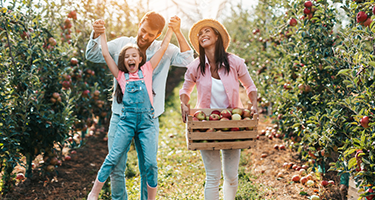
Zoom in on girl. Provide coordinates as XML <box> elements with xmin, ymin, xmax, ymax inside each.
<box><xmin>179</xmin><ymin>19</ymin><xmax>258</xmax><ymax>200</ymax></box>
<box><xmin>87</xmin><ymin>20</ymin><xmax>173</xmax><ymax>200</ymax></box>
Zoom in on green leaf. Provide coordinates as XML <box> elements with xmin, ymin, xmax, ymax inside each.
<box><xmin>337</xmin><ymin>69</ymin><xmax>351</xmax><ymax>76</ymax></box>
<box><xmin>348</xmin><ymin>157</ymin><xmax>357</xmax><ymax>169</ymax></box>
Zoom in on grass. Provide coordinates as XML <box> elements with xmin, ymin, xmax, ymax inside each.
<box><xmin>102</xmin><ymin>82</ymin><xmax>267</xmax><ymax>199</ymax></box>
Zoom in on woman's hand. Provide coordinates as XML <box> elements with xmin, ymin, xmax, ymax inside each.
<box><xmin>92</xmin><ymin>19</ymin><xmax>105</xmax><ymax>39</ymax></box>
<box><xmin>180</xmin><ymin>102</ymin><xmax>190</xmax><ymax>123</ymax></box>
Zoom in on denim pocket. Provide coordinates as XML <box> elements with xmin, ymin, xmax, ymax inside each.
<box><xmin>125</xmin><ymin>84</ymin><xmax>144</xmax><ymax>104</ymax></box>
<box><xmin>120</xmin><ymin>112</ymin><xmax>128</xmax><ymax>120</ymax></box>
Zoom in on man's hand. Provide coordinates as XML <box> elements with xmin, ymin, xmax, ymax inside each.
<box><xmin>92</xmin><ymin>19</ymin><xmax>106</xmax><ymax>39</ymax></box>
<box><xmin>168</xmin><ymin>15</ymin><xmax>181</xmax><ymax>33</ymax></box>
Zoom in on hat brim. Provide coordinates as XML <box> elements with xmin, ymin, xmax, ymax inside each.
<box><xmin>189</xmin><ymin>19</ymin><xmax>231</xmax><ymax>54</ymax></box>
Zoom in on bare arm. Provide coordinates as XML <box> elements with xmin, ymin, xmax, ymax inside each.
<box><xmin>248</xmin><ymin>91</ymin><xmax>258</xmax><ymax>115</ymax></box>
<box><xmin>169</xmin><ymin>16</ymin><xmax>191</xmax><ymax>52</ymax></box>
<box><xmin>180</xmin><ymin>94</ymin><xmax>190</xmax><ymax>123</ymax></box>
<box><xmin>99</xmin><ymin>23</ymin><xmax>119</xmax><ymax>78</ymax></box>
<box><xmin>149</xmin><ymin>28</ymin><xmax>173</xmax><ymax>69</ymax></box>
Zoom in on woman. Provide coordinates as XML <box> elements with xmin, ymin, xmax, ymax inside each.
<box><xmin>179</xmin><ymin>19</ymin><xmax>258</xmax><ymax>199</ymax></box>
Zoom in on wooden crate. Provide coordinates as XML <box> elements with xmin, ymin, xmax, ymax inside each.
<box><xmin>186</xmin><ymin>108</ymin><xmax>259</xmax><ymax>150</ymax></box>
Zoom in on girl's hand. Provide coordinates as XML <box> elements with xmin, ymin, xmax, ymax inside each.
<box><xmin>93</xmin><ymin>19</ymin><xmax>105</xmax><ymax>38</ymax></box>
<box><xmin>180</xmin><ymin>103</ymin><xmax>190</xmax><ymax>123</ymax></box>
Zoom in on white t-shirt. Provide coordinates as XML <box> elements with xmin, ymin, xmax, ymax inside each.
<box><xmin>210</xmin><ymin>77</ymin><xmax>229</xmax><ymax>109</ymax></box>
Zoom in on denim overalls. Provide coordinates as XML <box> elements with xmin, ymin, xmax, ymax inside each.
<box><xmin>97</xmin><ymin>70</ymin><xmax>158</xmax><ymax>188</ymax></box>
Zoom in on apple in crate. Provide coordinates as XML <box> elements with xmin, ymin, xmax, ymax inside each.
<box><xmin>194</xmin><ymin>110</ymin><xmax>206</xmax><ymax>121</ymax></box>
<box><xmin>231</xmin><ymin>127</ymin><xmax>240</xmax><ymax>131</ymax></box>
<box><xmin>232</xmin><ymin>107</ymin><xmax>243</xmax><ymax>116</ymax></box>
<box><xmin>232</xmin><ymin>114</ymin><xmax>242</xmax><ymax>120</ymax></box>
<box><xmin>209</xmin><ymin>113</ymin><xmax>221</xmax><ymax>121</ymax></box>
<box><xmin>211</xmin><ymin>110</ymin><xmax>221</xmax><ymax>115</ymax></box>
<box><xmin>220</xmin><ymin>109</ymin><xmax>232</xmax><ymax>119</ymax></box>
<box><xmin>220</xmin><ymin>117</ymin><xmax>230</xmax><ymax>131</ymax></box>
<box><xmin>242</xmin><ymin>108</ymin><xmax>252</xmax><ymax>118</ymax></box>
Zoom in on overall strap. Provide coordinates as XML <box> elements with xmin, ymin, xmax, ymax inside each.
<box><xmin>138</xmin><ymin>70</ymin><xmax>144</xmax><ymax>79</ymax></box>
<box><xmin>124</xmin><ymin>73</ymin><xmax>130</xmax><ymax>81</ymax></box>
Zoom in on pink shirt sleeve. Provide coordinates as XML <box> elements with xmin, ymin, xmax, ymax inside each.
<box><xmin>179</xmin><ymin>60</ymin><xmax>198</xmax><ymax>98</ymax></box>
<box><xmin>237</xmin><ymin>61</ymin><xmax>257</xmax><ymax>95</ymax></box>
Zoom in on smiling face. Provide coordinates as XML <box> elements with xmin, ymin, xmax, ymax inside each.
<box><xmin>137</xmin><ymin>20</ymin><xmax>161</xmax><ymax>50</ymax></box>
<box><xmin>198</xmin><ymin>26</ymin><xmax>219</xmax><ymax>50</ymax></box>
<box><xmin>124</xmin><ymin>48</ymin><xmax>143</xmax><ymax>73</ymax></box>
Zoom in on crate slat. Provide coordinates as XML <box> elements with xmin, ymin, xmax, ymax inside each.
<box><xmin>187</xmin><ymin>130</ymin><xmax>258</xmax><ymax>140</ymax></box>
<box><xmin>188</xmin><ymin>140</ymin><xmax>256</xmax><ymax>151</ymax></box>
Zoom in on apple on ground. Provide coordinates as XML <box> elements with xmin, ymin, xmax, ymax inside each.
<box><xmin>261</xmin><ymin>153</ymin><xmax>268</xmax><ymax>158</ymax></box>
<box><xmin>300</xmin><ymin>176</ymin><xmax>308</xmax><ymax>184</ymax></box>
<box><xmin>276</xmin><ymin>172</ymin><xmax>284</xmax><ymax>178</ymax></box>
<box><xmin>291</xmin><ymin>175</ymin><xmax>300</xmax><ymax>182</ymax></box>
<box><xmin>220</xmin><ymin>109</ymin><xmax>232</xmax><ymax>119</ymax></box>
<box><xmin>306</xmin><ymin>174</ymin><xmax>313</xmax><ymax>180</ymax></box>
<box><xmin>16</xmin><ymin>173</ymin><xmax>25</xmax><ymax>180</ymax></box>
<box><xmin>328</xmin><ymin>180</ymin><xmax>334</xmax><ymax>185</ymax></box>
<box><xmin>310</xmin><ymin>195</ymin><xmax>320</xmax><ymax>200</ymax></box>
<box><xmin>273</xmin><ymin>144</ymin><xmax>279</xmax><ymax>150</ymax></box>
<box><xmin>279</xmin><ymin>144</ymin><xmax>286</xmax><ymax>150</ymax></box>
<box><xmin>321</xmin><ymin>180</ymin><xmax>329</xmax><ymax>187</ymax></box>
<box><xmin>194</xmin><ymin>110</ymin><xmax>206</xmax><ymax>121</ymax></box>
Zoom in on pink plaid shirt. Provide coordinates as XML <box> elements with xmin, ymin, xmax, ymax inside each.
<box><xmin>179</xmin><ymin>54</ymin><xmax>257</xmax><ymax>109</ymax></box>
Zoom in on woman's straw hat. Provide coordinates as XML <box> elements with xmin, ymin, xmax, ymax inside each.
<box><xmin>189</xmin><ymin>19</ymin><xmax>231</xmax><ymax>53</ymax></box>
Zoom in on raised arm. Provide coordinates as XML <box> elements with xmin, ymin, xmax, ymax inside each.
<box><xmin>149</xmin><ymin>28</ymin><xmax>173</xmax><ymax>69</ymax></box>
<box><xmin>99</xmin><ymin>22</ymin><xmax>119</xmax><ymax>78</ymax></box>
<box><xmin>169</xmin><ymin>16</ymin><xmax>191</xmax><ymax>52</ymax></box>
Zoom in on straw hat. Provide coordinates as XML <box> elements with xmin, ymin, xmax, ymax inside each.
<box><xmin>189</xmin><ymin>19</ymin><xmax>231</xmax><ymax>53</ymax></box>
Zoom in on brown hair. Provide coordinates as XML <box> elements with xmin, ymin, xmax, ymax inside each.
<box><xmin>140</xmin><ymin>11</ymin><xmax>165</xmax><ymax>34</ymax></box>
<box><xmin>198</xmin><ymin>27</ymin><xmax>230</xmax><ymax>76</ymax></box>
<box><xmin>115</xmin><ymin>44</ymin><xmax>146</xmax><ymax>103</ymax></box>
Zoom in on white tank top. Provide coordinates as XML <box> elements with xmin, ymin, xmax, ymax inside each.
<box><xmin>210</xmin><ymin>77</ymin><xmax>229</xmax><ymax>109</ymax></box>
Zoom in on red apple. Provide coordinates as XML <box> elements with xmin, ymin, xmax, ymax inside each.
<box><xmin>48</xmin><ymin>37</ymin><xmax>57</xmax><ymax>46</ymax></box>
<box><xmin>70</xmin><ymin>58</ymin><xmax>78</xmax><ymax>65</ymax></box>
<box><xmin>357</xmin><ymin>11</ymin><xmax>368</xmax><ymax>23</ymax></box>
<box><xmin>82</xmin><ymin>90</ymin><xmax>90</xmax><ymax>97</ymax></box>
<box><xmin>71</xmin><ymin>150</ymin><xmax>77</xmax><ymax>154</ymax></box>
<box><xmin>261</xmin><ymin>153</ymin><xmax>268</xmax><ymax>158</ymax></box>
<box><xmin>20</xmin><ymin>31</ymin><xmax>30</xmax><ymax>40</ymax></box>
<box><xmin>220</xmin><ymin>109</ymin><xmax>232</xmax><ymax>119</ymax></box>
<box><xmin>364</xmin><ymin>18</ymin><xmax>373</xmax><ymax>27</ymax></box>
<box><xmin>256</xmin><ymin>135</ymin><xmax>260</xmax><ymax>140</ymax></box>
<box><xmin>321</xmin><ymin>180</ymin><xmax>329</xmax><ymax>187</ymax></box>
<box><xmin>289</xmin><ymin>18</ymin><xmax>297</xmax><ymax>26</ymax></box>
<box><xmin>261</xmin><ymin>130</ymin><xmax>266</xmax><ymax>135</ymax></box>
<box><xmin>328</xmin><ymin>180</ymin><xmax>335</xmax><ymax>185</ymax></box>
<box><xmin>209</xmin><ymin>113</ymin><xmax>220</xmax><ymax>121</ymax></box>
<box><xmin>194</xmin><ymin>110</ymin><xmax>206</xmax><ymax>121</ymax></box>
<box><xmin>16</xmin><ymin>173</ymin><xmax>25</xmax><ymax>180</ymax></box>
<box><xmin>283</xmin><ymin>83</ymin><xmax>292</xmax><ymax>90</ymax></box>
<box><xmin>279</xmin><ymin>144</ymin><xmax>286</xmax><ymax>150</ymax></box>
<box><xmin>211</xmin><ymin>110</ymin><xmax>221</xmax><ymax>115</ymax></box>
<box><xmin>355</xmin><ymin>150</ymin><xmax>364</xmax><ymax>162</ymax></box>
<box><xmin>366</xmin><ymin>188</ymin><xmax>374</xmax><ymax>200</ymax></box>
<box><xmin>304</xmin><ymin>8</ymin><xmax>311</xmax><ymax>15</ymax></box>
<box><xmin>274</xmin><ymin>144</ymin><xmax>279</xmax><ymax>150</ymax></box>
<box><xmin>206</xmin><ymin>128</ymin><xmax>215</xmax><ymax>132</ymax></box>
<box><xmin>304</xmin><ymin>1</ymin><xmax>312</xmax><ymax>7</ymax></box>
<box><xmin>52</xmin><ymin>92</ymin><xmax>60</xmax><ymax>99</ymax></box>
<box><xmin>230</xmin><ymin>127</ymin><xmax>240</xmax><ymax>131</ymax></box>
<box><xmin>291</xmin><ymin>175</ymin><xmax>300</xmax><ymax>182</ymax></box>
<box><xmin>242</xmin><ymin>108</ymin><xmax>251</xmax><ymax>118</ymax></box>
<box><xmin>64</xmin><ymin>18</ymin><xmax>71</xmax><ymax>25</ymax></box>
<box><xmin>360</xmin><ymin>116</ymin><xmax>370</xmax><ymax>128</ymax></box>
<box><xmin>301</xmin><ymin>176</ymin><xmax>308</xmax><ymax>184</ymax></box>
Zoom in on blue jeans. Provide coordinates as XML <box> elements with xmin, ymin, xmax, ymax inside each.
<box><xmin>107</xmin><ymin>112</ymin><xmax>159</xmax><ymax>200</ymax></box>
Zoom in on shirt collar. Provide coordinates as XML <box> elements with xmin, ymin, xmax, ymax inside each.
<box><xmin>204</xmin><ymin>55</ymin><xmax>225</xmax><ymax>67</ymax></box>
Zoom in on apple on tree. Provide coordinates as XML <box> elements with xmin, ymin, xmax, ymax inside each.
<box><xmin>360</xmin><ymin>116</ymin><xmax>370</xmax><ymax>128</ymax></box>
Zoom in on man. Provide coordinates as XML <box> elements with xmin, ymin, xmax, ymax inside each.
<box><xmin>86</xmin><ymin>11</ymin><xmax>193</xmax><ymax>200</ymax></box>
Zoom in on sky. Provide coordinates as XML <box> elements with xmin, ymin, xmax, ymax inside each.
<box><xmin>126</xmin><ymin>0</ymin><xmax>258</xmax><ymax>28</ymax></box>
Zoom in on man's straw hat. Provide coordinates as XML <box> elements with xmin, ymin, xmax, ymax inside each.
<box><xmin>189</xmin><ymin>19</ymin><xmax>231</xmax><ymax>53</ymax></box>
